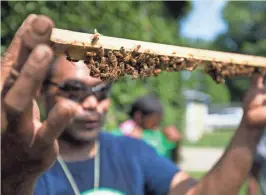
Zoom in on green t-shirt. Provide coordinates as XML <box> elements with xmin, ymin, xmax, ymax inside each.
<box><xmin>112</xmin><ymin>129</ymin><xmax>176</xmax><ymax>159</ymax></box>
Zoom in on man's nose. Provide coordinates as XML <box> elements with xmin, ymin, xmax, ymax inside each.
<box><xmin>81</xmin><ymin>95</ymin><xmax>98</xmax><ymax>110</ymax></box>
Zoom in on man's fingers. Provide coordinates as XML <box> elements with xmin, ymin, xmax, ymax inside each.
<box><xmin>1</xmin><ymin>14</ymin><xmax>37</xmax><ymax>68</ymax></box>
<box><xmin>247</xmin><ymin>106</ymin><xmax>266</xmax><ymax>127</ymax></box>
<box><xmin>1</xmin><ymin>15</ymin><xmax>54</xmax><ymax>97</ymax></box>
<box><xmin>37</xmin><ymin>100</ymin><xmax>78</xmax><ymax>144</ymax></box>
<box><xmin>251</xmin><ymin>74</ymin><xmax>265</xmax><ymax>89</ymax></box>
<box><xmin>15</xmin><ymin>15</ymin><xmax>54</xmax><ymax>73</ymax></box>
<box><xmin>1</xmin><ymin>14</ymin><xmax>37</xmax><ymax>88</ymax></box>
<box><xmin>4</xmin><ymin>44</ymin><xmax>53</xmax><ymax>115</ymax></box>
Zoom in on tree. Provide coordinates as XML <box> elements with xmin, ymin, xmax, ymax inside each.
<box><xmin>1</xmin><ymin>1</ymin><xmax>189</xmax><ymax>130</ymax></box>
<box><xmin>214</xmin><ymin>1</ymin><xmax>266</xmax><ymax>102</ymax></box>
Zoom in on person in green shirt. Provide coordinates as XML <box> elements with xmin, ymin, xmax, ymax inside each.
<box><xmin>113</xmin><ymin>95</ymin><xmax>181</xmax><ymax>161</ymax></box>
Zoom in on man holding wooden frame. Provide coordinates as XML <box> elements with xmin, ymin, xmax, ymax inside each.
<box><xmin>1</xmin><ymin>14</ymin><xmax>266</xmax><ymax>195</ymax></box>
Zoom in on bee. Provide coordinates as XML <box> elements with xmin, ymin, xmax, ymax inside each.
<box><xmin>160</xmin><ymin>56</ymin><xmax>170</xmax><ymax>63</ymax></box>
<box><xmin>130</xmin><ymin>58</ymin><xmax>137</xmax><ymax>66</ymax></box>
<box><xmin>92</xmin><ymin>73</ymin><xmax>101</xmax><ymax>78</ymax></box>
<box><xmin>249</xmin><ymin>67</ymin><xmax>255</xmax><ymax>72</ymax></box>
<box><xmin>95</xmin><ymin>61</ymin><xmax>100</xmax><ymax>68</ymax></box>
<box><xmin>90</xmin><ymin>68</ymin><xmax>101</xmax><ymax>77</ymax></box>
<box><xmin>99</xmin><ymin>63</ymin><xmax>108</xmax><ymax>70</ymax></box>
<box><xmin>154</xmin><ymin>69</ymin><xmax>161</xmax><ymax>75</ymax></box>
<box><xmin>216</xmin><ymin>75</ymin><xmax>225</xmax><ymax>84</ymax></box>
<box><xmin>119</xmin><ymin>62</ymin><xmax>125</xmax><ymax>72</ymax></box>
<box><xmin>145</xmin><ymin>49</ymin><xmax>151</xmax><ymax>53</ymax></box>
<box><xmin>205</xmin><ymin>64</ymin><xmax>226</xmax><ymax>84</ymax></box>
<box><xmin>132</xmin><ymin>45</ymin><xmax>141</xmax><ymax>57</ymax></box>
<box><xmin>125</xmin><ymin>64</ymin><xmax>135</xmax><ymax>74</ymax></box>
<box><xmin>184</xmin><ymin>59</ymin><xmax>199</xmax><ymax>71</ymax></box>
<box><xmin>91</xmin><ymin>29</ymin><xmax>101</xmax><ymax>45</ymax></box>
<box><xmin>175</xmin><ymin>57</ymin><xmax>185</xmax><ymax>64</ymax></box>
<box><xmin>184</xmin><ymin>65</ymin><xmax>197</xmax><ymax>72</ymax></box>
<box><xmin>100</xmin><ymin>73</ymin><xmax>110</xmax><ymax>80</ymax></box>
<box><xmin>113</xmin><ymin>51</ymin><xmax>124</xmax><ymax>58</ymax></box>
<box><xmin>154</xmin><ymin>57</ymin><xmax>160</xmax><ymax>65</ymax></box>
<box><xmin>107</xmin><ymin>50</ymin><xmax>113</xmax><ymax>58</ymax></box>
<box><xmin>139</xmin><ymin>71</ymin><xmax>147</xmax><ymax>79</ymax></box>
<box><xmin>123</xmin><ymin>55</ymin><xmax>131</xmax><ymax>63</ymax></box>
<box><xmin>137</xmin><ymin>54</ymin><xmax>146</xmax><ymax>63</ymax></box>
<box><xmin>142</xmin><ymin>63</ymin><xmax>148</xmax><ymax>70</ymax></box>
<box><xmin>107</xmin><ymin>51</ymin><xmax>118</xmax><ymax>68</ymax></box>
<box><xmin>90</xmin><ymin>64</ymin><xmax>100</xmax><ymax>72</ymax></box>
<box><xmin>147</xmin><ymin>58</ymin><xmax>155</xmax><ymax>67</ymax></box>
<box><xmin>98</xmin><ymin>47</ymin><xmax>105</xmax><ymax>58</ymax></box>
<box><xmin>188</xmin><ymin>53</ymin><xmax>193</xmax><ymax>58</ymax></box>
<box><xmin>88</xmin><ymin>57</ymin><xmax>95</xmax><ymax>65</ymax></box>
<box><xmin>111</xmin><ymin>58</ymin><xmax>118</xmax><ymax>69</ymax></box>
<box><xmin>118</xmin><ymin>70</ymin><xmax>125</xmax><ymax>77</ymax></box>
<box><xmin>101</xmin><ymin>57</ymin><xmax>107</xmax><ymax>64</ymax></box>
<box><xmin>120</xmin><ymin>47</ymin><xmax>127</xmax><ymax>56</ymax></box>
<box><xmin>133</xmin><ymin>45</ymin><xmax>141</xmax><ymax>52</ymax></box>
<box><xmin>212</xmin><ymin>62</ymin><xmax>223</xmax><ymax>72</ymax></box>
<box><xmin>66</xmin><ymin>56</ymin><xmax>79</xmax><ymax>62</ymax></box>
<box><xmin>86</xmin><ymin>51</ymin><xmax>96</xmax><ymax>57</ymax></box>
<box><xmin>132</xmin><ymin>71</ymin><xmax>139</xmax><ymax>79</ymax></box>
<box><xmin>220</xmin><ymin>70</ymin><xmax>229</xmax><ymax>77</ymax></box>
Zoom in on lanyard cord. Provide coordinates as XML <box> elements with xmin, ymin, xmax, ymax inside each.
<box><xmin>57</xmin><ymin>141</ymin><xmax>100</xmax><ymax>195</ymax></box>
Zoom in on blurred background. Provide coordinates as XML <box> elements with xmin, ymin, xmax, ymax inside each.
<box><xmin>1</xmin><ymin>1</ymin><xmax>266</xmax><ymax>194</ymax></box>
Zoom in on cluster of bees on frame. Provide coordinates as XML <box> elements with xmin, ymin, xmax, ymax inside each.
<box><xmin>204</xmin><ymin>62</ymin><xmax>266</xmax><ymax>83</ymax></box>
<box><xmin>66</xmin><ymin>32</ymin><xmax>266</xmax><ymax>83</ymax></box>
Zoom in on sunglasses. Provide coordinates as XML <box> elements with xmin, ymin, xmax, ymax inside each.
<box><xmin>46</xmin><ymin>79</ymin><xmax>111</xmax><ymax>103</ymax></box>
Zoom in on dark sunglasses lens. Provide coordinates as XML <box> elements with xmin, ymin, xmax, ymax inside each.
<box><xmin>94</xmin><ymin>88</ymin><xmax>109</xmax><ymax>101</ymax></box>
<box><xmin>54</xmin><ymin>80</ymin><xmax>111</xmax><ymax>102</ymax></box>
<box><xmin>60</xmin><ymin>81</ymin><xmax>86</xmax><ymax>91</ymax></box>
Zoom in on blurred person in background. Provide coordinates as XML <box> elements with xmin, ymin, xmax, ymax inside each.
<box><xmin>2</xmin><ymin>14</ymin><xmax>266</xmax><ymax>195</ymax></box>
<box><xmin>120</xmin><ymin>94</ymin><xmax>163</xmax><ymax>138</ymax></box>
<box><xmin>247</xmin><ymin>131</ymin><xmax>266</xmax><ymax>195</ymax></box>
<box><xmin>115</xmin><ymin>95</ymin><xmax>181</xmax><ymax>160</ymax></box>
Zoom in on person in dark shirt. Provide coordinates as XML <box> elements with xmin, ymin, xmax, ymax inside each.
<box><xmin>2</xmin><ymin>14</ymin><xmax>266</xmax><ymax>195</ymax></box>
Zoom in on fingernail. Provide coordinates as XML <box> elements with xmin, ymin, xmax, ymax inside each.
<box><xmin>34</xmin><ymin>46</ymin><xmax>50</xmax><ymax>62</ymax></box>
<box><xmin>32</xmin><ymin>17</ymin><xmax>50</xmax><ymax>35</ymax></box>
<box><xmin>22</xmin><ymin>14</ymin><xmax>37</xmax><ymax>26</ymax></box>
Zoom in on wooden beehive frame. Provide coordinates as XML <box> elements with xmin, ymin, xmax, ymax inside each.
<box><xmin>50</xmin><ymin>28</ymin><xmax>266</xmax><ymax>83</ymax></box>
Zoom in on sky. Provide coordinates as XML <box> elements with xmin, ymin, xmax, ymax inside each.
<box><xmin>180</xmin><ymin>0</ymin><xmax>228</xmax><ymax>41</ymax></box>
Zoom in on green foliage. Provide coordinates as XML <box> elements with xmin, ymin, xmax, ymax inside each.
<box><xmin>214</xmin><ymin>1</ymin><xmax>266</xmax><ymax>101</ymax></box>
<box><xmin>182</xmin><ymin>70</ymin><xmax>230</xmax><ymax>104</ymax></box>
<box><xmin>1</xmin><ymin>1</ymin><xmax>189</xmax><ymax>130</ymax></box>
<box><xmin>105</xmin><ymin>71</ymin><xmax>185</xmax><ymax>130</ymax></box>
<box><xmin>1</xmin><ymin>1</ymin><xmax>186</xmax><ymax>47</ymax></box>
<box><xmin>1</xmin><ymin>1</ymin><xmax>236</xmax><ymax>131</ymax></box>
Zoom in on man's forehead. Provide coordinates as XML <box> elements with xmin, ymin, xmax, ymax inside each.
<box><xmin>53</xmin><ymin>57</ymin><xmax>104</xmax><ymax>86</ymax></box>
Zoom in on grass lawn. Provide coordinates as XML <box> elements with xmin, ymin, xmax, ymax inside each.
<box><xmin>183</xmin><ymin>129</ymin><xmax>235</xmax><ymax>148</ymax></box>
<box><xmin>189</xmin><ymin>171</ymin><xmax>248</xmax><ymax>195</ymax></box>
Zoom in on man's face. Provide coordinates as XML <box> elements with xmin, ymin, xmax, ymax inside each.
<box><xmin>43</xmin><ymin>57</ymin><xmax>111</xmax><ymax>145</ymax></box>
